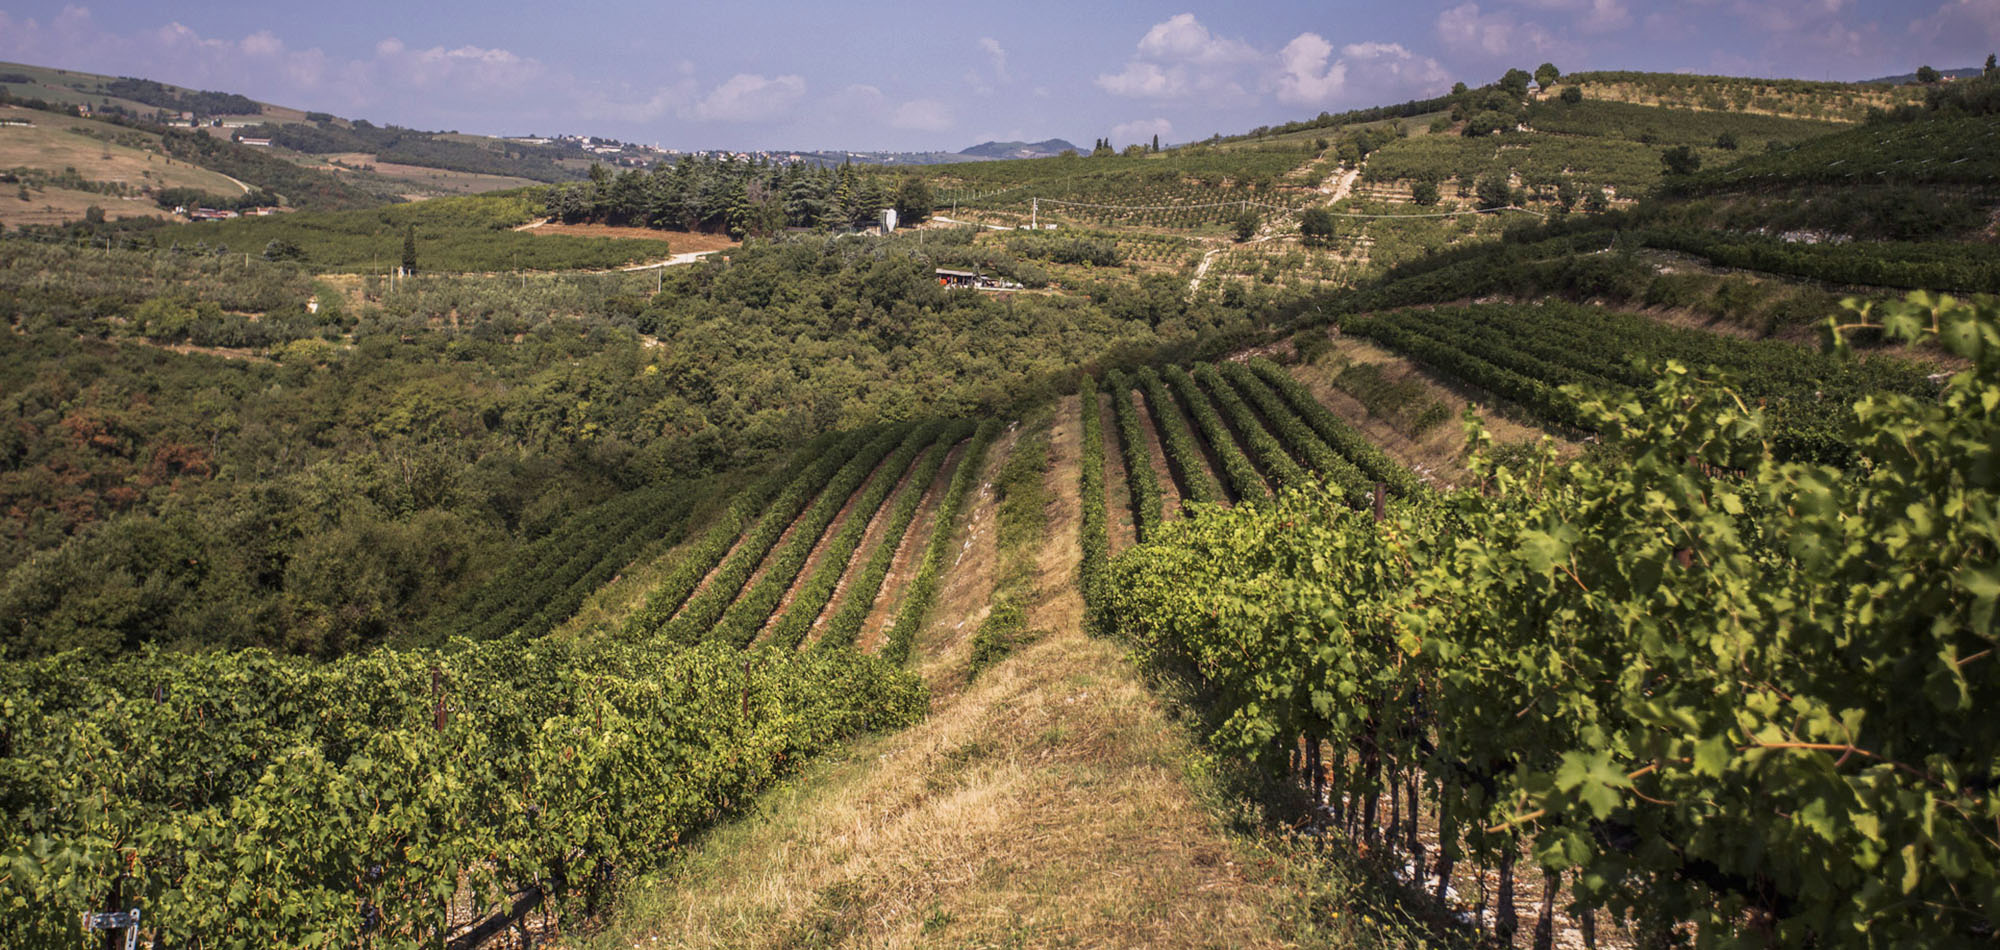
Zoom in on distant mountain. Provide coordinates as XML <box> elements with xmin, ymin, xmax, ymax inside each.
<box><xmin>1860</xmin><ymin>67</ymin><xmax>1986</xmax><ymax>84</ymax></box>
<box><xmin>959</xmin><ymin>139</ymin><xmax>1079</xmax><ymax>160</ymax></box>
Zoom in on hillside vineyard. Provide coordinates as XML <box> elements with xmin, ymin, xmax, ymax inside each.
<box><xmin>2</xmin><ymin>56</ymin><xmax>1997</xmax><ymax>948</ymax></box>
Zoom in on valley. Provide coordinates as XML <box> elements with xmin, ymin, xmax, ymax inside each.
<box><xmin>1</xmin><ymin>46</ymin><xmax>1996</xmax><ymax>950</ymax></box>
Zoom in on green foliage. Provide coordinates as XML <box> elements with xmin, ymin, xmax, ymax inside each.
<box><xmin>817</xmin><ymin>422</ymin><xmax>991</xmax><ymax>650</ymax></box>
<box><xmin>0</xmin><ymin>636</ymin><xmax>924</xmax><ymax>946</ymax></box>
<box><xmin>451</xmin><ymin>483</ymin><xmax>701</xmax><ymax>643</ymax></box>
<box><xmin>156</xmin><ymin>129</ymin><xmax>382</xmax><ymax>210</ymax></box>
<box><xmin>1078</xmin><ymin>376</ymin><xmax>1110</xmax><ymax>619</ymax></box>
<box><xmin>1916</xmin><ymin>64</ymin><xmax>1942</xmax><ymax>84</ymax></box>
<box><xmin>655</xmin><ymin>427</ymin><xmax>884</xmax><ymax>646</ymax></box>
<box><xmin>1408</xmin><ymin>180</ymin><xmax>1440</xmax><ymax>206</ymax></box>
<box><xmin>176</xmin><ymin>190</ymin><xmax>661</xmax><ymax>272</ymax></box>
<box><xmin>1191</xmin><ymin>363</ymin><xmax>1306</xmax><ymax>491</ymax></box>
<box><xmin>878</xmin><ymin>421</ymin><xmax>999</xmax><ymax>665</ymax></box>
<box><xmin>1672</xmin><ymin>114</ymin><xmax>2000</xmax><ymax>192</ymax></box>
<box><xmin>1244</xmin><ymin>358</ymin><xmax>1422</xmax><ymax>496</ymax></box>
<box><xmin>1463</xmin><ymin>110</ymin><xmax>1515</xmax><ymax>137</ymax></box>
<box><xmin>1298</xmin><ymin>207</ymin><xmax>1337</xmax><ymax>245</ymax></box>
<box><xmin>893</xmin><ymin>175</ymin><xmax>934</xmax><ymax>225</ymax></box>
<box><xmin>1102</xmin><ymin>370</ymin><xmax>1163</xmax><ymax>542</ymax></box>
<box><xmin>1661</xmin><ymin>144</ymin><xmax>1702</xmax><ymax>176</ymax></box>
<box><xmin>1162</xmin><ymin>365</ymin><xmax>1265</xmax><ymax>503</ymax></box>
<box><xmin>1232</xmin><ymin>208</ymin><xmax>1260</xmax><ymax>242</ymax></box>
<box><xmin>1560</xmin><ymin>84</ymin><xmax>1583</xmax><ymax>104</ymax></box>
<box><xmin>1345</xmin><ymin>301</ymin><xmax>1936</xmax><ymax>463</ymax></box>
<box><xmin>1500</xmin><ymin>68</ymin><xmax>1534</xmax><ymax>97</ymax></box>
<box><xmin>1132</xmin><ymin>366</ymin><xmax>1222</xmax><ymax>507</ymax></box>
<box><xmin>1107</xmin><ymin>292</ymin><xmax>2000</xmax><ymax>945</ymax></box>
<box><xmin>1525</xmin><ymin>98</ymin><xmax>1837</xmax><ymax>149</ymax></box>
<box><xmin>757</xmin><ymin>422</ymin><xmax>960</xmax><ymax>650</ymax></box>
<box><xmin>1535</xmin><ymin>63</ymin><xmax>1560</xmax><ymax>89</ymax></box>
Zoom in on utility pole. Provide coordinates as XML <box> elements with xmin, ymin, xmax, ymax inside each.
<box><xmin>1031</xmin><ymin>197</ymin><xmax>1037</xmax><ymax>231</ymax></box>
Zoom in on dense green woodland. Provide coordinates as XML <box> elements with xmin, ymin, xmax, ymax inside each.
<box><xmin>0</xmin><ymin>230</ymin><xmax>1264</xmax><ymax>658</ymax></box>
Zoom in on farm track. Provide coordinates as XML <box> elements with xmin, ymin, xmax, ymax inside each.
<box><xmin>797</xmin><ymin>441</ymin><xmax>946</xmax><ymax>649</ymax></box>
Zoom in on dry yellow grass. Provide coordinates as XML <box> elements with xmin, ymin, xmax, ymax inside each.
<box><xmin>576</xmin><ymin>404</ymin><xmax>1327</xmax><ymax>950</ymax></box>
<box><xmin>0</xmin><ymin>106</ymin><xmax>245</xmax><ymax>194</ymax></box>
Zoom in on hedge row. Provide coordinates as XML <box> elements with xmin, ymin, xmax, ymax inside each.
<box><xmin>814</xmin><ymin>422</ymin><xmax>978</xmax><ymax>651</ymax></box>
<box><xmin>708</xmin><ymin>425</ymin><xmax>927</xmax><ymax>648</ymax></box>
<box><xmin>1102</xmin><ymin>369</ymin><xmax>1164</xmax><ymax>541</ymax></box>
<box><xmin>766</xmin><ymin>421</ymin><xmax>966</xmax><ymax>650</ymax></box>
<box><xmin>1133</xmin><ymin>366</ymin><xmax>1223</xmax><ymax>506</ymax></box>
<box><xmin>1163</xmin><ymin>365</ymin><xmax>1267</xmax><ymax>503</ymax></box>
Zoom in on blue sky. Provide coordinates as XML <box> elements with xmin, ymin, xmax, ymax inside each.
<box><xmin>1</xmin><ymin>1</ymin><xmax>1993</xmax><ymax>151</ymax></box>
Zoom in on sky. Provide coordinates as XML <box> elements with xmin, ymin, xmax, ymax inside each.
<box><xmin>0</xmin><ymin>1</ymin><xmax>1994</xmax><ymax>152</ymax></box>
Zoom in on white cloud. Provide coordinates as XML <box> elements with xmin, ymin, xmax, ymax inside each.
<box><xmin>1098</xmin><ymin>61</ymin><xmax>1181</xmax><ymax>98</ymax></box>
<box><xmin>1097</xmin><ymin>13</ymin><xmax>1257</xmax><ymax>102</ymax></box>
<box><xmin>690</xmin><ymin>73</ymin><xmax>806</xmax><ymax>122</ymax></box>
<box><xmin>1506</xmin><ymin>0</ymin><xmax>1632</xmax><ymax>33</ymax></box>
<box><xmin>1436</xmin><ymin>3</ymin><xmax>1564</xmax><ymax>59</ymax></box>
<box><xmin>1110</xmin><ymin>117</ymin><xmax>1173</xmax><ymax>148</ymax></box>
<box><xmin>890</xmin><ymin>98</ymin><xmax>954</xmax><ymax>131</ymax></box>
<box><xmin>1099</xmin><ymin>13</ymin><xmax>1447</xmax><ymax>110</ymax></box>
<box><xmin>1907</xmin><ymin>0</ymin><xmax>2000</xmax><ymax>57</ymax></box>
<box><xmin>1276</xmin><ymin>34</ymin><xmax>1348</xmax><ymax>105</ymax></box>
<box><xmin>1136</xmin><ymin>13</ymin><xmax>1261</xmax><ymax>65</ymax></box>
<box><xmin>978</xmin><ymin>37</ymin><xmax>1009</xmax><ymax>81</ymax></box>
<box><xmin>1276</xmin><ymin>36</ymin><xmax>1450</xmax><ymax>108</ymax></box>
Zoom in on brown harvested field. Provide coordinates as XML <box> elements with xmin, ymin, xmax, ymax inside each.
<box><xmin>0</xmin><ymin>106</ymin><xmax>246</xmax><ymax>195</ymax></box>
<box><xmin>319</xmin><ymin>152</ymin><xmax>541</xmax><ymax>196</ymax></box>
<box><xmin>528</xmin><ymin>222</ymin><xmax>740</xmax><ymax>253</ymax></box>
<box><xmin>1</xmin><ymin>187</ymin><xmax>172</xmax><ymax>228</ymax></box>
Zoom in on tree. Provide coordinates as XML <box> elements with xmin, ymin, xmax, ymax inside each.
<box><xmin>1987</xmin><ymin>54</ymin><xmax>1997</xmax><ymax>76</ymax></box>
<box><xmin>1475</xmin><ymin>174</ymin><xmax>1514</xmax><ymax>210</ymax></box>
<box><xmin>1560</xmin><ymin>85</ymin><xmax>1584</xmax><ymax>104</ymax></box>
<box><xmin>893</xmin><ymin>176</ymin><xmax>933</xmax><ymax>225</ymax></box>
<box><xmin>1661</xmin><ymin>145</ymin><xmax>1702</xmax><ymax>176</ymax></box>
<box><xmin>401</xmin><ymin>225</ymin><xmax>417</xmax><ymax>273</ymax></box>
<box><xmin>1232</xmin><ymin>208</ymin><xmax>1260</xmax><ymax>242</ymax></box>
<box><xmin>1715</xmin><ymin>131</ymin><xmax>1739</xmax><ymax>150</ymax></box>
<box><xmin>1555</xmin><ymin>178</ymin><xmax>1579</xmax><ymax>212</ymax></box>
<box><xmin>1534</xmin><ymin>63</ymin><xmax>1561</xmax><ymax>89</ymax></box>
<box><xmin>262</xmin><ymin>238</ymin><xmax>306</xmax><ymax>263</ymax></box>
<box><xmin>1299</xmin><ymin>207</ymin><xmax>1336</xmax><ymax>246</ymax></box>
<box><xmin>1916</xmin><ymin>65</ymin><xmax>1942</xmax><ymax>84</ymax></box>
<box><xmin>1464</xmin><ymin>110</ymin><xmax>1515</xmax><ymax>137</ymax></box>
<box><xmin>1584</xmin><ymin>187</ymin><xmax>1610</xmax><ymax>213</ymax></box>
<box><xmin>1410</xmin><ymin>180</ymin><xmax>1441</xmax><ymax>206</ymax></box>
<box><xmin>1451</xmin><ymin>81</ymin><xmax>1469</xmax><ymax>95</ymax></box>
<box><xmin>1151</xmin><ymin>133</ymin><xmax>1161</xmax><ymax>152</ymax></box>
<box><xmin>1500</xmin><ymin>68</ymin><xmax>1533</xmax><ymax>96</ymax></box>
